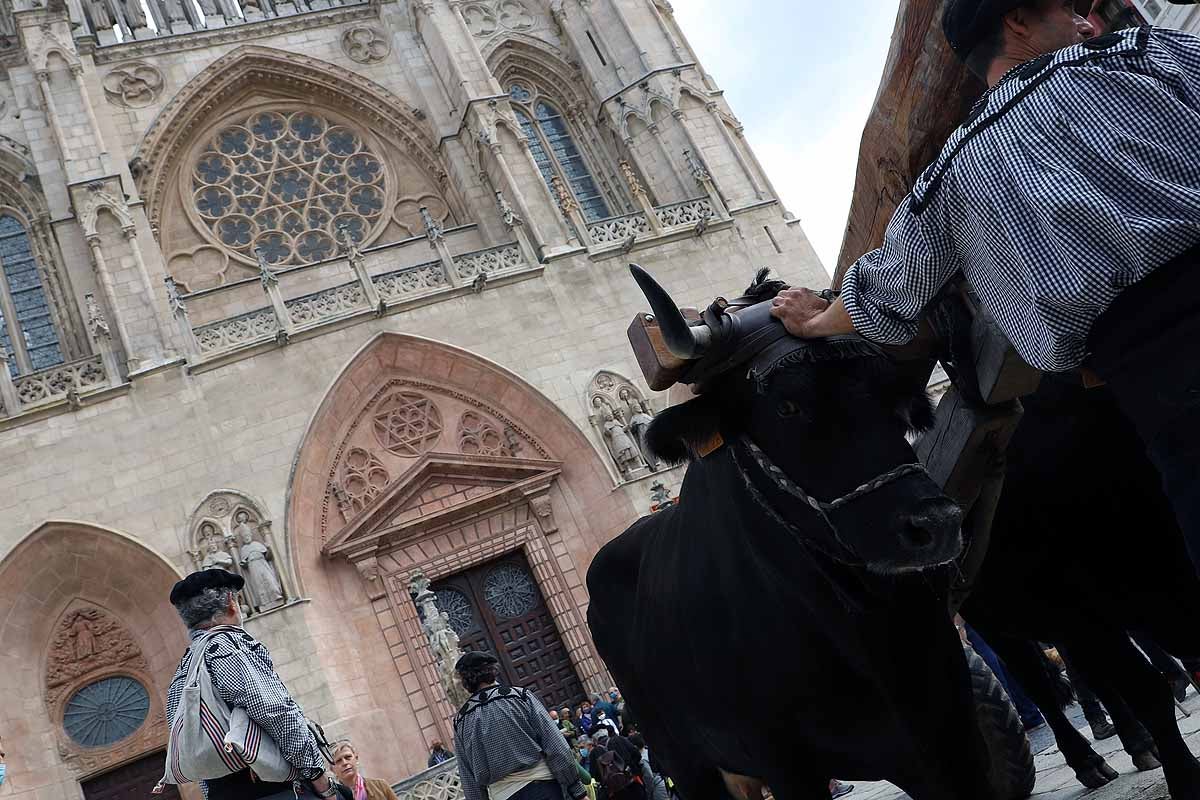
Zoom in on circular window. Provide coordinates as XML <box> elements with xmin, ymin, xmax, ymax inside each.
<box><xmin>483</xmin><ymin>563</ymin><xmax>538</xmax><ymax>619</ymax></box>
<box><xmin>63</xmin><ymin>676</ymin><xmax>150</xmax><ymax>748</ymax></box>
<box><xmin>190</xmin><ymin>109</ymin><xmax>388</xmax><ymax>267</ymax></box>
<box><xmin>435</xmin><ymin>588</ymin><xmax>476</xmax><ymax>636</ymax></box>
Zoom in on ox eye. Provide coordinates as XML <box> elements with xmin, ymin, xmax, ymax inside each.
<box><xmin>778</xmin><ymin>400</ymin><xmax>804</xmax><ymax>418</ymax></box>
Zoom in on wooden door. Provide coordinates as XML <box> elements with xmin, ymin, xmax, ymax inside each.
<box><xmin>432</xmin><ymin>554</ymin><xmax>585</xmax><ymax>710</ymax></box>
<box><xmin>81</xmin><ymin>751</ymin><xmax>179</xmax><ymax>800</ymax></box>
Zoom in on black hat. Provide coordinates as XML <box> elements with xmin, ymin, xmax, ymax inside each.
<box><xmin>169</xmin><ymin>569</ymin><xmax>245</xmax><ymax>606</ymax></box>
<box><xmin>454</xmin><ymin>650</ymin><xmax>500</xmax><ymax>673</ymax></box>
<box><xmin>942</xmin><ymin>0</ymin><xmax>1094</xmax><ymax>61</ymax></box>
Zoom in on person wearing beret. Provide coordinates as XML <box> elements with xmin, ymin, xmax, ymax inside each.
<box><xmin>452</xmin><ymin>651</ymin><xmax>588</xmax><ymax>800</ymax></box>
<box><xmin>771</xmin><ymin>0</ymin><xmax>1200</xmax><ymax>569</ymax></box>
<box><xmin>166</xmin><ymin>569</ymin><xmax>340</xmax><ymax>800</ymax></box>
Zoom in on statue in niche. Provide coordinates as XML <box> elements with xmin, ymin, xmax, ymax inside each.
<box><xmin>235</xmin><ymin>511</ymin><xmax>285</xmax><ymax>612</ymax></box>
<box><xmin>594</xmin><ymin>398</ymin><xmax>645</xmax><ymax>477</ymax></box>
<box><xmin>121</xmin><ymin>0</ymin><xmax>147</xmax><ymax>27</ymax></box>
<box><xmin>200</xmin><ymin>524</ymin><xmax>234</xmax><ymax>570</ymax></box>
<box><xmin>85</xmin><ymin>0</ymin><xmax>113</xmax><ymax>28</ymax></box>
<box><xmin>69</xmin><ymin>617</ymin><xmax>97</xmax><ymax>661</ymax></box>
<box><xmin>619</xmin><ymin>387</ymin><xmax>658</xmax><ymax>470</ymax></box>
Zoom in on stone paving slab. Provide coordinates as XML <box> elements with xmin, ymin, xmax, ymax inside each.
<box><xmin>842</xmin><ymin>693</ymin><xmax>1200</xmax><ymax>800</ymax></box>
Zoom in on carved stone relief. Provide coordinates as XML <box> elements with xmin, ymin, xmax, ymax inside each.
<box><xmin>102</xmin><ymin>62</ymin><xmax>165</xmax><ymax>108</ymax></box>
<box><xmin>372</xmin><ymin>391</ymin><xmax>444</xmax><ymax>457</ymax></box>
<box><xmin>319</xmin><ymin>379</ymin><xmax>547</xmax><ymax>546</ymax></box>
<box><xmin>46</xmin><ymin>606</ymin><xmax>149</xmax><ymax>708</ymax></box>
<box><xmin>461</xmin><ymin>0</ymin><xmax>539</xmax><ymax>38</ymax></box>
<box><xmin>341</xmin><ymin>26</ymin><xmax>390</xmax><ymax>64</ymax></box>
<box><xmin>457</xmin><ymin>411</ymin><xmax>512</xmax><ymax>457</ymax></box>
<box><xmin>587</xmin><ymin>371</ymin><xmax>660</xmax><ymax>480</ymax></box>
<box><xmin>337</xmin><ymin>446</ymin><xmax>391</xmax><ymax>520</ymax></box>
<box><xmin>186</xmin><ymin>490</ymin><xmax>293</xmax><ymax>616</ymax></box>
<box><xmin>45</xmin><ymin>604</ymin><xmax>166</xmax><ymax>776</ymax></box>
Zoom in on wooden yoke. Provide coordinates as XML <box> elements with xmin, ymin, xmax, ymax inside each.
<box><xmin>836</xmin><ymin>0</ymin><xmax>1042</xmax><ymax>607</ymax></box>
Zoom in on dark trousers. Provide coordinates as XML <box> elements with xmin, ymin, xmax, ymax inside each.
<box><xmin>1087</xmin><ymin>242</ymin><xmax>1200</xmax><ymax>571</ymax></box>
<box><xmin>966</xmin><ymin>625</ymin><xmax>1045</xmax><ymax>728</ymax></box>
<box><xmin>509</xmin><ymin>781</ymin><xmax>567</xmax><ymax>800</ymax></box>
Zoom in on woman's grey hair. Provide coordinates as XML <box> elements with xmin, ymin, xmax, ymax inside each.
<box><xmin>331</xmin><ymin>739</ymin><xmax>356</xmax><ymax>760</ymax></box>
<box><xmin>174</xmin><ymin>587</ymin><xmax>235</xmax><ymax>629</ymax></box>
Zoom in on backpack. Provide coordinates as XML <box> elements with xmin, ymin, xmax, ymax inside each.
<box><xmin>595</xmin><ymin>749</ymin><xmax>633</xmax><ymax>795</ymax></box>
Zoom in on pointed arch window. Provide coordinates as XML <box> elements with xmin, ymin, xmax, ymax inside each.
<box><xmin>0</xmin><ymin>214</ymin><xmax>64</xmax><ymax>377</ymax></box>
<box><xmin>508</xmin><ymin>84</ymin><xmax>611</xmax><ymax>222</ymax></box>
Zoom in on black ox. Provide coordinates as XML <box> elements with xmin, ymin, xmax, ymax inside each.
<box><xmin>587</xmin><ymin>268</ymin><xmax>1003</xmax><ymax>800</ymax></box>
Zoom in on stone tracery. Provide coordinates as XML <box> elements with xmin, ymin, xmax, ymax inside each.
<box><xmin>190</xmin><ymin>108</ymin><xmax>388</xmax><ymax>267</ymax></box>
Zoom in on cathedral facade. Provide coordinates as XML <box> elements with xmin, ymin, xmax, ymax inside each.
<box><xmin>0</xmin><ymin>0</ymin><xmax>825</xmax><ymax>797</ymax></box>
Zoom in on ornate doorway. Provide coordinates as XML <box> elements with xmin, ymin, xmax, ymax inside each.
<box><xmin>433</xmin><ymin>554</ymin><xmax>585</xmax><ymax>709</ymax></box>
<box><xmin>80</xmin><ymin>751</ymin><xmax>179</xmax><ymax>800</ymax></box>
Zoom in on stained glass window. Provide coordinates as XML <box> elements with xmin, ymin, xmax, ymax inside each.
<box><xmin>0</xmin><ymin>215</ymin><xmax>63</xmax><ymax>377</ymax></box>
<box><xmin>508</xmin><ymin>84</ymin><xmax>611</xmax><ymax>222</ymax></box>
<box><xmin>191</xmin><ymin>110</ymin><xmax>387</xmax><ymax>267</ymax></box>
<box><xmin>63</xmin><ymin>676</ymin><xmax>150</xmax><ymax>748</ymax></box>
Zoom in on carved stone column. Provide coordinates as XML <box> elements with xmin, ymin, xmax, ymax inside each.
<box><xmin>708</xmin><ymin>102</ymin><xmax>766</xmax><ymax>202</ymax></box>
<box><xmin>551</xmin><ymin>176</ymin><xmax>587</xmax><ymax>246</ymax></box>
<box><xmin>256</xmin><ymin>250</ymin><xmax>294</xmax><ymax>342</ymax></box>
<box><xmin>36</xmin><ymin>70</ymin><xmax>74</xmax><ymax>165</ymax></box>
<box><xmin>409</xmin><ymin>569</ymin><xmax>469</xmax><ymax>708</ymax></box>
<box><xmin>123</xmin><ymin>226</ymin><xmax>175</xmax><ymax>356</ymax></box>
<box><xmin>495</xmin><ymin>190</ymin><xmax>539</xmax><ymax>267</ymax></box>
<box><xmin>481</xmin><ymin>133</ymin><xmax>552</xmax><ymax>255</ymax></box>
<box><xmin>619</xmin><ymin>160</ymin><xmax>661</xmax><ymax>234</ymax></box>
<box><xmin>683</xmin><ymin>149</ymin><xmax>728</xmax><ymax>219</ymax></box>
<box><xmin>164</xmin><ymin>277</ymin><xmax>202</xmax><ymax>361</ymax></box>
<box><xmin>86</xmin><ymin>235</ymin><xmax>136</xmax><ymax>370</ymax></box>
<box><xmin>648</xmin><ymin>122</ymin><xmax>689</xmax><ymax>201</ymax></box>
<box><xmin>70</xmin><ymin>64</ymin><xmax>109</xmax><ymax>164</ymax></box>
<box><xmin>0</xmin><ymin>349</ymin><xmax>19</xmax><ymax>415</ymax></box>
<box><xmin>85</xmin><ymin>292</ymin><xmax>123</xmax><ymax>384</ymax></box>
<box><xmin>422</xmin><ymin>206</ymin><xmax>460</xmax><ymax>288</ymax></box>
<box><xmin>337</xmin><ymin>223</ymin><xmax>383</xmax><ymax>313</ymax></box>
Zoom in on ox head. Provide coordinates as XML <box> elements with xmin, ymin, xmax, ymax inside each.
<box><xmin>631</xmin><ymin>265</ymin><xmax>962</xmax><ymax>575</ymax></box>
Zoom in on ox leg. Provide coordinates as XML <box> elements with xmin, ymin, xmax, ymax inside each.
<box><xmin>1066</xmin><ymin>633</ymin><xmax>1200</xmax><ymax>798</ymax></box>
<box><xmin>987</xmin><ymin>636</ymin><xmax>1117</xmax><ymax>789</ymax></box>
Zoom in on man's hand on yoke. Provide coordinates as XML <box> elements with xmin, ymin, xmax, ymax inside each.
<box><xmin>770</xmin><ymin>289</ymin><xmax>856</xmax><ymax>338</ymax></box>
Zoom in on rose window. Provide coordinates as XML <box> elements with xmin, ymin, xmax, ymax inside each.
<box><xmin>483</xmin><ymin>563</ymin><xmax>537</xmax><ymax>618</ymax></box>
<box><xmin>191</xmin><ymin>110</ymin><xmax>387</xmax><ymax>267</ymax></box>
<box><xmin>63</xmin><ymin>676</ymin><xmax>150</xmax><ymax>748</ymax></box>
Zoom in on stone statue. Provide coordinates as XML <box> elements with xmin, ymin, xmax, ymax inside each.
<box><xmin>70</xmin><ymin>617</ymin><xmax>97</xmax><ymax>661</ymax></box>
<box><xmin>409</xmin><ymin>569</ymin><xmax>431</xmax><ymax>598</ymax></box>
<box><xmin>236</xmin><ymin>511</ymin><xmax>284</xmax><ymax>612</ymax></box>
<box><xmin>86</xmin><ymin>0</ymin><xmax>113</xmax><ymax>29</ymax></box>
<box><xmin>619</xmin><ymin>387</ymin><xmax>657</xmax><ymax>470</ymax></box>
<box><xmin>120</xmin><ymin>0</ymin><xmax>146</xmax><ymax>28</ymax></box>
<box><xmin>594</xmin><ymin>398</ymin><xmax>644</xmax><ymax>477</ymax></box>
<box><xmin>200</xmin><ymin>525</ymin><xmax>234</xmax><ymax>570</ymax></box>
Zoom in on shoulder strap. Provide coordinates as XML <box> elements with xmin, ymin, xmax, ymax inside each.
<box><xmin>184</xmin><ymin>631</ymin><xmax>219</xmax><ymax>687</ymax></box>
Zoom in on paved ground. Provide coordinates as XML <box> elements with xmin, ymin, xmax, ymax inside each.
<box><xmin>843</xmin><ymin>693</ymin><xmax>1200</xmax><ymax>799</ymax></box>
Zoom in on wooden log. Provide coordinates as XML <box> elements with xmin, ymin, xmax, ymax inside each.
<box><xmin>833</xmin><ymin>0</ymin><xmax>984</xmax><ymax>287</ymax></box>
<box><xmin>915</xmin><ymin>387</ymin><xmax>1023</xmax><ymax>508</ymax></box>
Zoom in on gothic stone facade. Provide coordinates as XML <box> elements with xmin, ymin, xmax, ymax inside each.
<box><xmin>0</xmin><ymin>0</ymin><xmax>826</xmax><ymax>797</ymax></box>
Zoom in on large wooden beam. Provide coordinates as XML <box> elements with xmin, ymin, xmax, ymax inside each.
<box><xmin>832</xmin><ymin>0</ymin><xmax>984</xmax><ymax>287</ymax></box>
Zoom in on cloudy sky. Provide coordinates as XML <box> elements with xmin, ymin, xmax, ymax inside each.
<box><xmin>672</xmin><ymin>0</ymin><xmax>903</xmax><ymax>276</ymax></box>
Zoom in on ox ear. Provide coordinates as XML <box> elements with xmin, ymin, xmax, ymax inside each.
<box><xmin>644</xmin><ymin>392</ymin><xmax>724</xmax><ymax>465</ymax></box>
<box><xmin>903</xmin><ymin>390</ymin><xmax>937</xmax><ymax>435</ymax></box>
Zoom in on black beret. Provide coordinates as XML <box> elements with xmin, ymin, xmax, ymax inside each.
<box><xmin>942</xmin><ymin>0</ymin><xmax>1093</xmax><ymax>61</ymax></box>
<box><xmin>170</xmin><ymin>569</ymin><xmax>245</xmax><ymax>606</ymax></box>
<box><xmin>455</xmin><ymin>650</ymin><xmax>500</xmax><ymax>673</ymax></box>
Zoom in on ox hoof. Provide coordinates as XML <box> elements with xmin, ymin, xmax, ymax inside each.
<box><xmin>1075</xmin><ymin>766</ymin><xmax>1116</xmax><ymax>789</ymax></box>
<box><xmin>1097</xmin><ymin>761</ymin><xmax>1119</xmax><ymax>780</ymax></box>
<box><xmin>1132</xmin><ymin>750</ymin><xmax>1162</xmax><ymax>772</ymax></box>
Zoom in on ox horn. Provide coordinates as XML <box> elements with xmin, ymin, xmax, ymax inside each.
<box><xmin>630</xmin><ymin>264</ymin><xmax>711</xmax><ymax>359</ymax></box>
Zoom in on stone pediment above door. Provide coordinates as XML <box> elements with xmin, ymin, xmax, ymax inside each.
<box><xmin>322</xmin><ymin>452</ymin><xmax>562</xmax><ymax>561</ymax></box>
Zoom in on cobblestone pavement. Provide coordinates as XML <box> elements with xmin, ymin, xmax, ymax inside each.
<box><xmin>843</xmin><ymin>692</ymin><xmax>1200</xmax><ymax>800</ymax></box>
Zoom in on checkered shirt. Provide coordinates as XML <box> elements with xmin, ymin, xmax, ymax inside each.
<box><xmin>167</xmin><ymin>625</ymin><xmax>326</xmax><ymax>796</ymax></box>
<box><xmin>453</xmin><ymin>685</ymin><xmax>586</xmax><ymax>800</ymax></box>
<box><xmin>840</xmin><ymin>26</ymin><xmax>1200</xmax><ymax>372</ymax></box>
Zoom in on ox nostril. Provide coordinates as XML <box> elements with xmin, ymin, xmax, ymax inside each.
<box><xmin>901</xmin><ymin>501</ymin><xmax>962</xmax><ymax>551</ymax></box>
<box><xmin>901</xmin><ymin>520</ymin><xmax>935</xmax><ymax>550</ymax></box>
